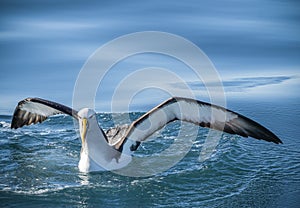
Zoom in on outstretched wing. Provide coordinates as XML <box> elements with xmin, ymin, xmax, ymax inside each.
<box><xmin>115</xmin><ymin>97</ymin><xmax>282</xmax><ymax>152</ymax></box>
<box><xmin>11</xmin><ymin>97</ymin><xmax>78</xmax><ymax>129</ymax></box>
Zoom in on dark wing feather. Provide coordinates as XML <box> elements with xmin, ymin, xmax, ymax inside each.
<box><xmin>115</xmin><ymin>97</ymin><xmax>282</xmax><ymax>152</ymax></box>
<box><xmin>11</xmin><ymin>97</ymin><xmax>78</xmax><ymax>129</ymax></box>
<box><xmin>105</xmin><ymin>124</ymin><xmax>130</xmax><ymax>145</ymax></box>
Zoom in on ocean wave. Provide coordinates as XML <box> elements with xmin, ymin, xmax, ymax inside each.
<box><xmin>0</xmin><ymin>121</ymin><xmax>11</xmax><ymax>128</ymax></box>
<box><xmin>2</xmin><ymin>184</ymin><xmax>80</xmax><ymax>195</ymax></box>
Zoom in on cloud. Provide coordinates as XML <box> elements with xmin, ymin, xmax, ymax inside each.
<box><xmin>171</xmin><ymin>76</ymin><xmax>293</xmax><ymax>93</ymax></box>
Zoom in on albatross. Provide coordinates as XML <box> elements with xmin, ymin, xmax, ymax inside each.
<box><xmin>11</xmin><ymin>97</ymin><xmax>282</xmax><ymax>172</ymax></box>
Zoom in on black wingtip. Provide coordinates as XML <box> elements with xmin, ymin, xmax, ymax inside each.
<box><xmin>265</xmin><ymin>134</ymin><xmax>282</xmax><ymax>144</ymax></box>
<box><xmin>275</xmin><ymin>137</ymin><xmax>283</xmax><ymax>144</ymax></box>
<box><xmin>268</xmin><ymin>130</ymin><xmax>282</xmax><ymax>144</ymax></box>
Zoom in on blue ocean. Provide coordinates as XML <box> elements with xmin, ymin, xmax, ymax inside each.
<box><xmin>0</xmin><ymin>99</ymin><xmax>299</xmax><ymax>207</ymax></box>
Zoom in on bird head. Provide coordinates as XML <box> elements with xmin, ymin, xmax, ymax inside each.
<box><xmin>78</xmin><ymin>108</ymin><xmax>97</xmax><ymax>144</ymax></box>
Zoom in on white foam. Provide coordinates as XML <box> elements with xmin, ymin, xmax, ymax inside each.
<box><xmin>0</xmin><ymin>121</ymin><xmax>11</xmax><ymax>128</ymax></box>
<box><xmin>8</xmin><ymin>184</ymin><xmax>82</xmax><ymax>195</ymax></box>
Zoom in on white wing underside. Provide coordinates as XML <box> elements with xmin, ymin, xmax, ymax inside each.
<box><xmin>114</xmin><ymin>97</ymin><xmax>281</xmax><ymax>152</ymax></box>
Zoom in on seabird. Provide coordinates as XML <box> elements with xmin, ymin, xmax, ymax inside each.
<box><xmin>11</xmin><ymin>97</ymin><xmax>282</xmax><ymax>172</ymax></box>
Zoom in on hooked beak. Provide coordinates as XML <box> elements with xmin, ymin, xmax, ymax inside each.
<box><xmin>81</xmin><ymin>118</ymin><xmax>87</xmax><ymax>144</ymax></box>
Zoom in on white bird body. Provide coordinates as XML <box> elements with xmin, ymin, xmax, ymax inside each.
<box><xmin>77</xmin><ymin>108</ymin><xmax>132</xmax><ymax>172</ymax></box>
<box><xmin>11</xmin><ymin>97</ymin><xmax>282</xmax><ymax>172</ymax></box>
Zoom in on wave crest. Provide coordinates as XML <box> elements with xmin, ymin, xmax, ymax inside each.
<box><xmin>0</xmin><ymin>121</ymin><xmax>11</xmax><ymax>128</ymax></box>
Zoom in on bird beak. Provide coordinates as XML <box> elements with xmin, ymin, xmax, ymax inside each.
<box><xmin>81</xmin><ymin>118</ymin><xmax>87</xmax><ymax>144</ymax></box>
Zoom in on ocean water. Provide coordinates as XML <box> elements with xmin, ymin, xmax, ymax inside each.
<box><xmin>0</xmin><ymin>100</ymin><xmax>299</xmax><ymax>207</ymax></box>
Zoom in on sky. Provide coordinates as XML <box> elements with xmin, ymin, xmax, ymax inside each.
<box><xmin>0</xmin><ymin>0</ymin><xmax>299</xmax><ymax>114</ymax></box>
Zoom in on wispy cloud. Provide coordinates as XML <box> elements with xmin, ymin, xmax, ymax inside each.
<box><xmin>171</xmin><ymin>76</ymin><xmax>293</xmax><ymax>92</ymax></box>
